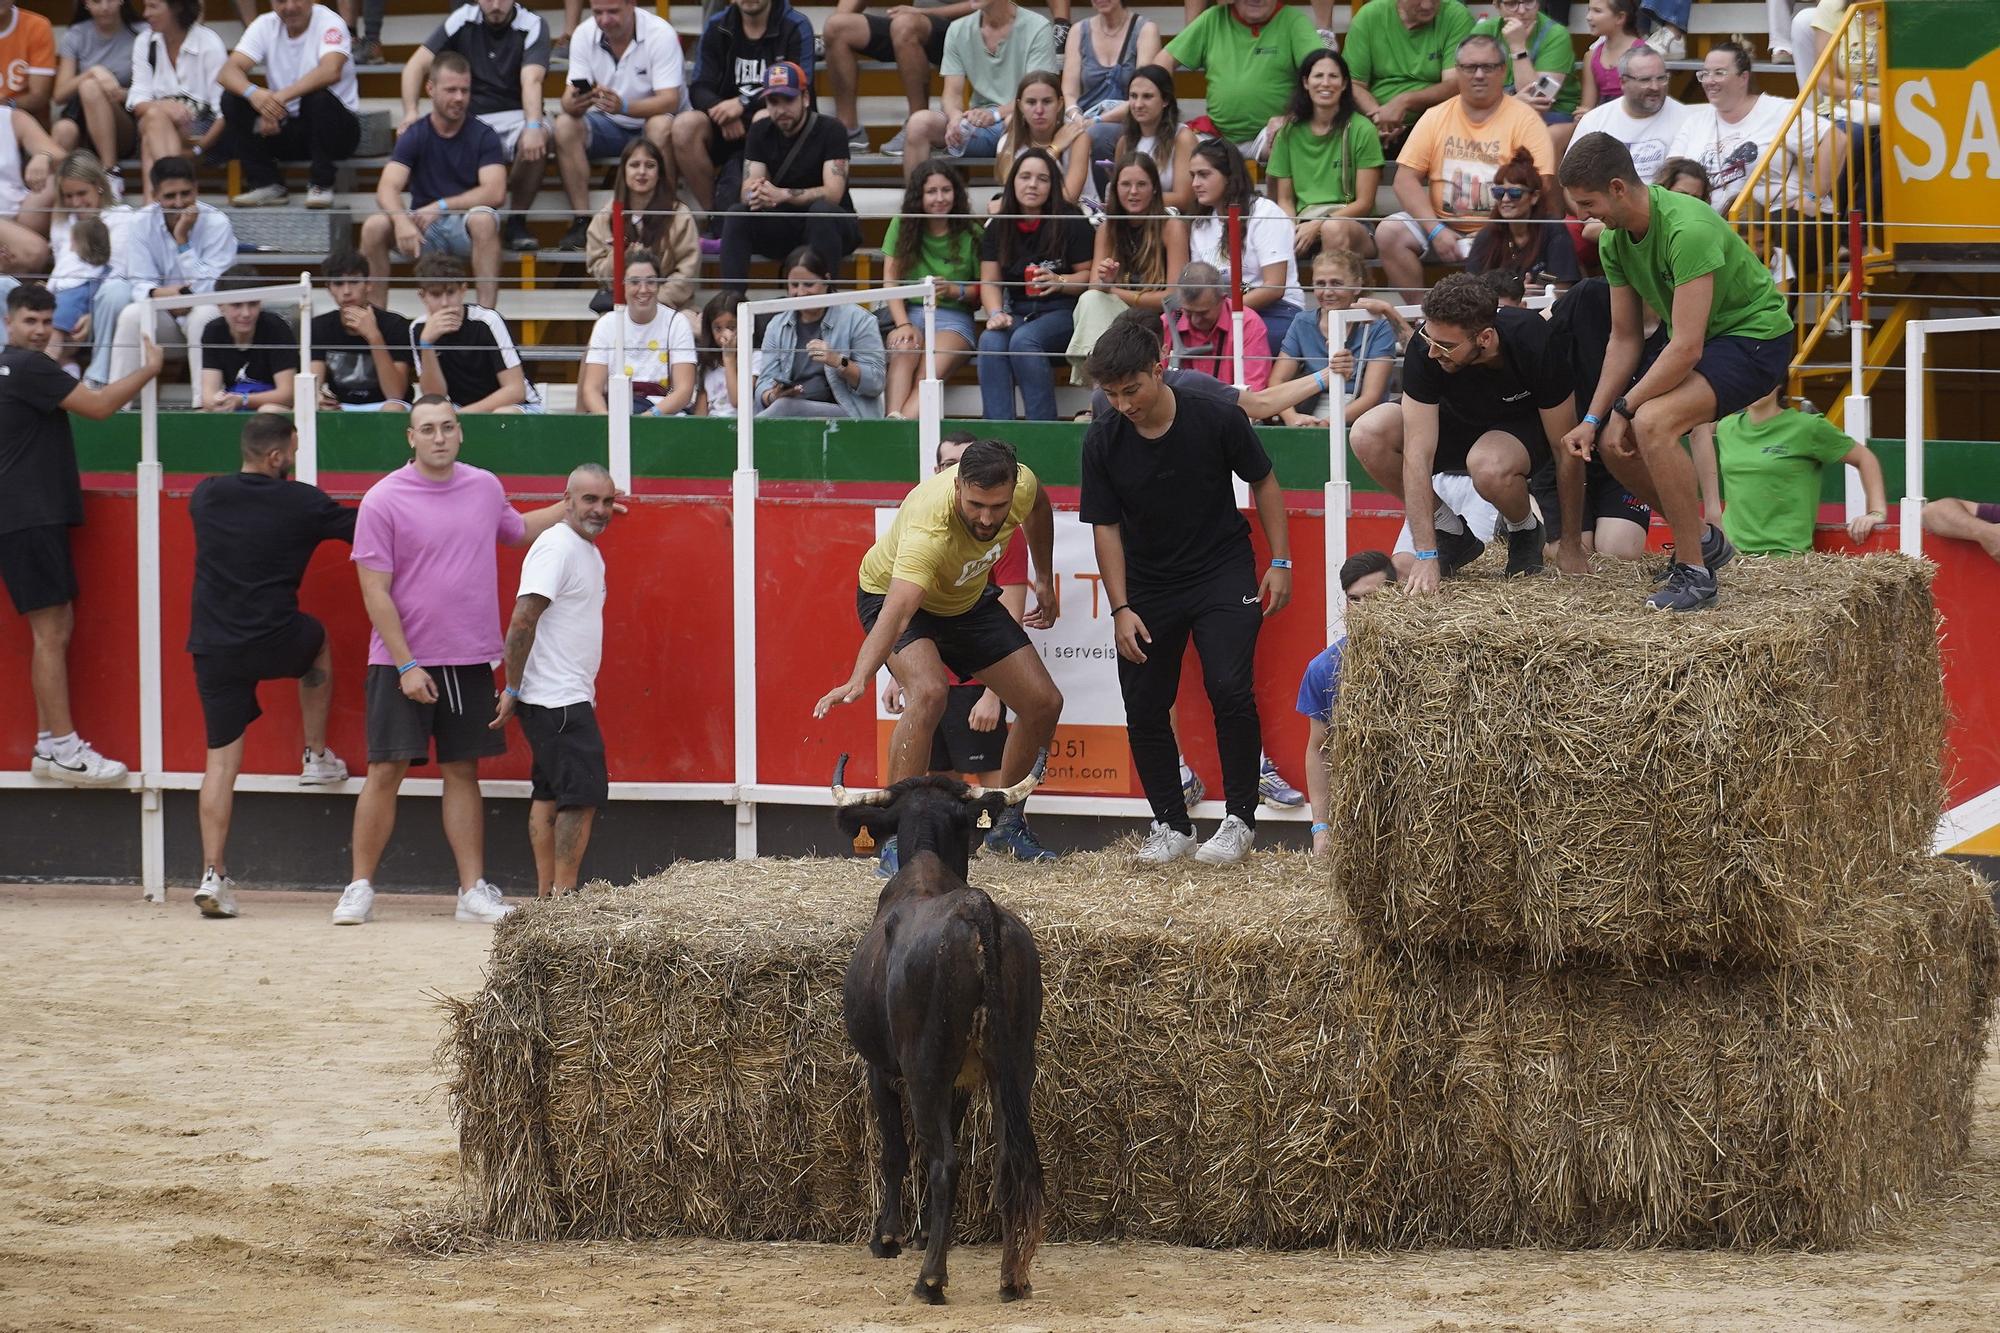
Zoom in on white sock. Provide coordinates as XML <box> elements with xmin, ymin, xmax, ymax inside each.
<box><xmin>35</xmin><ymin>730</ymin><xmax>51</xmax><ymax>753</ymax></box>
<box><xmin>1504</xmin><ymin>512</ymin><xmax>1539</xmax><ymax>533</ymax></box>
<box><xmin>50</xmin><ymin>731</ymin><xmax>81</xmax><ymax>760</ymax></box>
<box><xmin>1433</xmin><ymin>504</ymin><xmax>1467</xmax><ymax>536</ymax></box>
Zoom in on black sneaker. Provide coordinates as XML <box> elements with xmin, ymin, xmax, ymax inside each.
<box><xmin>1503</xmin><ymin>518</ymin><xmax>1545</xmax><ymax>576</ymax></box>
<box><xmin>503</xmin><ymin>215</ymin><xmax>539</xmax><ymax>252</ymax></box>
<box><xmin>1646</xmin><ymin>561</ymin><xmax>1718</xmax><ymax>612</ymax></box>
<box><xmin>558</xmin><ymin>216</ymin><xmax>590</xmax><ymax>251</ymax></box>
<box><xmin>1436</xmin><ymin>525</ymin><xmax>1486</xmax><ymax>576</ymax></box>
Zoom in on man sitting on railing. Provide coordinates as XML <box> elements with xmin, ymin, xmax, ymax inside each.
<box><xmin>217</xmin><ymin>0</ymin><xmax>362</xmax><ymax>210</ymax></box>
<box><xmin>719</xmin><ymin>61</ymin><xmax>859</xmax><ymax>294</ymax></box>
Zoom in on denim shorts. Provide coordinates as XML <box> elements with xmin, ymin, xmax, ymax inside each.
<box><xmin>53</xmin><ymin>281</ymin><xmax>97</xmax><ymax>332</ymax></box>
<box><xmin>406</xmin><ymin>207</ymin><xmax>497</xmax><ymax>259</ymax></box>
<box><xmin>882</xmin><ymin>303</ymin><xmax>977</xmax><ymax>347</ymax></box>
<box><xmin>951</xmin><ymin>117</ymin><xmax>1008</xmax><ymax>160</ymax></box>
<box><xmin>584</xmin><ymin>109</ymin><xmax>640</xmax><ymax>159</ymax></box>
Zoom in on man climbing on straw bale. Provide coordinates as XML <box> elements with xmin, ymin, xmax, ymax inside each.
<box><xmin>1298</xmin><ymin>549</ymin><xmax>1396</xmax><ymax>857</ymax></box>
<box><xmin>1558</xmin><ymin>131</ymin><xmax>1794</xmax><ymax>612</ymax></box>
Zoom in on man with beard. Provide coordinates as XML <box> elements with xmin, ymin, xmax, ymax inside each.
<box><xmin>718</xmin><ymin>60</ymin><xmax>858</xmax><ymax>292</ymax></box>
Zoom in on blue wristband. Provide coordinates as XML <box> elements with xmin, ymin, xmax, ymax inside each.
<box><xmin>1310</xmin><ymin>821</ymin><xmax>1332</xmax><ymax>834</ymax></box>
<box><xmin>1583</xmin><ymin>412</ymin><xmax>1603</xmax><ymax>427</ymax></box>
<box><xmin>1426</xmin><ymin>223</ymin><xmax>1446</xmax><ymax>244</ymax></box>
<box><xmin>1269</xmin><ymin>558</ymin><xmax>1293</xmax><ymax>569</ymax></box>
<box><xmin>1312</xmin><ymin>369</ymin><xmax>1328</xmax><ymax>392</ymax></box>
<box><xmin>504</xmin><ymin>685</ymin><xmax>521</xmax><ymax>699</ymax></box>
<box><xmin>1413</xmin><ymin>549</ymin><xmax>1440</xmax><ymax>561</ymax></box>
<box><xmin>397</xmin><ymin>660</ymin><xmax>420</xmax><ymax>675</ymax></box>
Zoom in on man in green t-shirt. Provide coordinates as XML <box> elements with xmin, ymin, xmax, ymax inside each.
<box><xmin>1710</xmin><ymin>388</ymin><xmax>1887</xmax><ymax>556</ymax></box>
<box><xmin>1163</xmin><ymin>0</ymin><xmax>1324</xmax><ymax>151</ymax></box>
<box><xmin>1343</xmin><ymin>0</ymin><xmax>1476</xmax><ymax>149</ymax></box>
<box><xmin>1557</xmin><ymin>132</ymin><xmax>1795</xmax><ymax>611</ymax></box>
<box><xmin>1471</xmin><ymin>0</ymin><xmax>1581</xmax><ymax>149</ymax></box>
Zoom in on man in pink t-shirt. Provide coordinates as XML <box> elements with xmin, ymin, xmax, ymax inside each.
<box><xmin>332</xmin><ymin>395</ymin><xmax>575</xmax><ymax>928</ymax></box>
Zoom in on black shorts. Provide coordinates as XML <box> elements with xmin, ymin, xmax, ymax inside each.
<box><xmin>856</xmin><ymin>583</ymin><xmax>1031</xmax><ymax>681</ymax></box>
<box><xmin>0</xmin><ymin>525</ymin><xmax>78</xmax><ymax>615</ymax></box>
<box><xmin>1434</xmin><ymin>417</ymin><xmax>1550</xmax><ymax>477</ymax></box>
<box><xmin>1636</xmin><ymin>331</ymin><xmax>1791</xmax><ymax>421</ymax></box>
<box><xmin>930</xmin><ymin>682</ymin><xmax>1009</xmax><ymax>775</ymax></box>
<box><xmin>58</xmin><ymin>96</ymin><xmax>139</xmax><ymax>153</ymax></box>
<box><xmin>1587</xmin><ymin>462</ymin><xmax>1652</xmax><ymax>531</ymax></box>
<box><xmin>518</xmin><ymin>700</ymin><xmax>609</xmax><ymax>809</ymax></box>
<box><xmin>862</xmin><ymin>11</ymin><xmax>950</xmax><ymax>65</ymax></box>
<box><xmin>191</xmin><ymin>613</ymin><xmax>326</xmax><ymax>749</ymax></box>
<box><xmin>364</xmin><ymin>663</ymin><xmax>508</xmax><ymax>766</ymax></box>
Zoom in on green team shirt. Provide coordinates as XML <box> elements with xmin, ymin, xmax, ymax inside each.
<box><xmin>1343</xmin><ymin>0</ymin><xmax>1475</xmax><ymax>115</ymax></box>
<box><xmin>1599</xmin><ymin>185</ymin><xmax>1794</xmax><ymax>341</ymax></box>
<box><xmin>1470</xmin><ymin>12</ymin><xmax>1582</xmax><ymax>114</ymax></box>
<box><xmin>1716</xmin><ymin>407</ymin><xmax>1855</xmax><ymax>554</ymax></box>
<box><xmin>1268</xmin><ymin>113</ymin><xmax>1386</xmax><ymax>208</ymax></box>
<box><xmin>1164</xmin><ymin>4</ymin><xmax>1326</xmax><ymax>143</ymax></box>
<box><xmin>881</xmin><ymin>217</ymin><xmax>981</xmax><ymax>310</ymax></box>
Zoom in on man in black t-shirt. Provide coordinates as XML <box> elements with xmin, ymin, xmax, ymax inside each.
<box><xmin>199</xmin><ymin>297</ymin><xmax>299</xmax><ymax>413</ymax></box>
<box><xmin>311</xmin><ymin>253</ymin><xmax>415</xmax><ymax>411</ymax></box>
<box><xmin>185</xmin><ymin>415</ymin><xmax>358</xmax><ymax>918</ymax></box>
<box><xmin>1350</xmin><ymin>273</ymin><xmax>1581</xmax><ymax>590</ymax></box>
<box><xmin>0</xmin><ymin>285</ymin><xmax>162</xmax><ymax>787</ymax></box>
<box><xmin>673</xmin><ymin>0</ymin><xmax>815</xmax><ymax>213</ymax></box>
<box><xmin>409</xmin><ymin>252</ymin><xmax>542</xmax><ymax>413</ymax></box>
<box><xmin>719</xmin><ymin>61</ymin><xmax>859</xmax><ymax>293</ymax></box>
<box><xmin>1080</xmin><ymin>316</ymin><xmax>1295</xmax><ymax>868</ymax></box>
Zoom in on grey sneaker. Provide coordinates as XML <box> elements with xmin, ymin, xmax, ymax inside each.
<box><xmin>1193</xmin><ymin>814</ymin><xmax>1256</xmax><ymax>865</ymax></box>
<box><xmin>230</xmin><ymin>183</ymin><xmax>289</xmax><ymax>207</ymax></box>
<box><xmin>1257</xmin><ymin>755</ymin><xmax>1305</xmax><ymax>808</ymax></box>
<box><xmin>845</xmin><ymin>122</ymin><xmax>870</xmax><ymax>152</ymax></box>
<box><xmin>194</xmin><ymin>867</ymin><xmax>239</xmax><ymax>919</ymax></box>
<box><xmin>1646</xmin><ymin>561</ymin><xmax>1718</xmax><ymax>612</ymax></box>
<box><xmin>880</xmin><ymin>128</ymin><xmax>907</xmax><ymax>157</ymax></box>
<box><xmin>1652</xmin><ymin>525</ymin><xmax>1737</xmax><ymax>584</ymax></box>
<box><xmin>1503</xmin><ymin>518</ymin><xmax>1546</xmax><ymax>576</ymax></box>
<box><xmin>1134</xmin><ymin>821</ymin><xmax>1196</xmax><ymax>865</ymax></box>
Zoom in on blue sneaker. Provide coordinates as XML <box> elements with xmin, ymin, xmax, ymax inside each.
<box><xmin>1257</xmin><ymin>755</ymin><xmax>1306</xmax><ymax>808</ymax></box>
<box><xmin>984</xmin><ymin>813</ymin><xmax>1057</xmax><ymax>862</ymax></box>
<box><xmin>1180</xmin><ymin>764</ymin><xmax>1206</xmax><ymax>809</ymax></box>
<box><xmin>874</xmin><ymin>835</ymin><xmax>900</xmax><ymax>879</ymax></box>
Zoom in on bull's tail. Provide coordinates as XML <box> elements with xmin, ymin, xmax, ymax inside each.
<box><xmin>975</xmin><ymin>892</ymin><xmax>1043</xmax><ymax>1298</ymax></box>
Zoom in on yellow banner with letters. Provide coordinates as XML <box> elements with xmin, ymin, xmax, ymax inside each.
<box><xmin>1884</xmin><ymin>0</ymin><xmax>2000</xmax><ymax>258</ymax></box>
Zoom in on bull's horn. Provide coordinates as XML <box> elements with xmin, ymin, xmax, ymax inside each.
<box><xmin>968</xmin><ymin>749</ymin><xmax>1048</xmax><ymax>807</ymax></box>
<box><xmin>831</xmin><ymin>753</ymin><xmax>892</xmax><ymax>808</ymax></box>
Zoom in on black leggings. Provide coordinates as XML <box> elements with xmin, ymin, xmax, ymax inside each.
<box><xmin>1117</xmin><ymin>562</ymin><xmax>1264</xmax><ymax>831</ymax></box>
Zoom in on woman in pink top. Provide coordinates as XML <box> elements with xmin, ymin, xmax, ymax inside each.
<box><xmin>1579</xmin><ymin>0</ymin><xmax>1647</xmax><ymax>112</ymax></box>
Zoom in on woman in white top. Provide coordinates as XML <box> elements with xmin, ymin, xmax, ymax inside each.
<box><xmin>693</xmin><ymin>293</ymin><xmax>737</xmax><ymax>418</ymax></box>
<box><xmin>127</xmin><ymin>0</ymin><xmax>228</xmax><ymax>203</ymax></box>
<box><xmin>1184</xmin><ymin>137</ymin><xmax>1304</xmax><ymax>354</ymax></box>
<box><xmin>1114</xmin><ymin>64</ymin><xmax>1197</xmax><ymax>212</ymax></box>
<box><xmin>993</xmin><ymin>70</ymin><xmax>1094</xmax><ymax>210</ymax></box>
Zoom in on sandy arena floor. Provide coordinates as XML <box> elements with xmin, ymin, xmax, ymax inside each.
<box><xmin>2</xmin><ymin>883</ymin><xmax>1996</xmax><ymax>1332</ymax></box>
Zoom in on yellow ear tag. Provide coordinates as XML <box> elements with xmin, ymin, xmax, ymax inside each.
<box><xmin>852</xmin><ymin>827</ymin><xmax>876</xmax><ymax>855</ymax></box>
<box><xmin>976</xmin><ymin>810</ymin><xmax>993</xmax><ymax>830</ymax></box>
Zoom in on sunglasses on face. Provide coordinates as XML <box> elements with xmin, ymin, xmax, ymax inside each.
<box><xmin>1490</xmin><ymin>185</ymin><xmax>1529</xmax><ymax>202</ymax></box>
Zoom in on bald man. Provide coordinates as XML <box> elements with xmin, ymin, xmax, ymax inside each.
<box><xmin>492</xmin><ymin>462</ymin><xmax>614</xmax><ymax>896</ymax></box>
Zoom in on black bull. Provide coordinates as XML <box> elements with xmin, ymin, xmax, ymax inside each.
<box><xmin>831</xmin><ymin>753</ymin><xmax>1048</xmax><ymax>1304</ymax></box>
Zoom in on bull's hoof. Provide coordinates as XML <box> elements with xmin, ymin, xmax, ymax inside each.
<box><xmin>869</xmin><ymin>1234</ymin><xmax>903</xmax><ymax>1259</ymax></box>
<box><xmin>912</xmin><ymin>1277</ymin><xmax>947</xmax><ymax>1305</ymax></box>
<box><xmin>1000</xmin><ymin>1282</ymin><xmax>1032</xmax><ymax>1302</ymax></box>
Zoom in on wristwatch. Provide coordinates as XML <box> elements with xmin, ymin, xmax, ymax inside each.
<box><xmin>1612</xmin><ymin>396</ymin><xmax>1637</xmax><ymax>421</ymax></box>
<box><xmin>839</xmin><ymin>355</ymin><xmax>851</xmax><ymax>370</ymax></box>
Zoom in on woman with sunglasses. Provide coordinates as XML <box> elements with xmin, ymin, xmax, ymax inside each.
<box><xmin>979</xmin><ymin>148</ymin><xmax>1096</xmax><ymax>420</ymax></box>
<box><xmin>1466</xmin><ymin>148</ymin><xmax>1580</xmax><ymax>292</ymax></box>
<box><xmin>1185</xmin><ymin>137</ymin><xmax>1304</xmax><ymax>356</ymax></box>
<box><xmin>1268</xmin><ymin>49</ymin><xmax>1384</xmax><ymax>261</ymax></box>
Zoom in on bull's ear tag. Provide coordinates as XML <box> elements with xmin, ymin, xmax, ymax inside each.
<box><xmin>852</xmin><ymin>827</ymin><xmax>876</xmax><ymax>855</ymax></box>
<box><xmin>977</xmin><ymin>810</ymin><xmax>993</xmax><ymax>830</ymax></box>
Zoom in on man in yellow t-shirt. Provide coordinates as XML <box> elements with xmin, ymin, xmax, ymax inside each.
<box><xmin>814</xmin><ymin>437</ymin><xmax>1062</xmax><ymax>795</ymax></box>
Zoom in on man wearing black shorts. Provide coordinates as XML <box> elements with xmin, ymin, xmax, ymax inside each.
<box><xmin>491</xmin><ymin>463</ymin><xmax>614</xmax><ymax>898</ymax></box>
<box><xmin>1559</xmin><ymin>132</ymin><xmax>1795</xmax><ymax>611</ymax></box>
<box><xmin>1349</xmin><ymin>272</ymin><xmax>1581</xmax><ymax>592</ymax></box>
<box><xmin>0</xmin><ymin>284</ymin><xmax>162</xmax><ymax>788</ymax></box>
<box><xmin>813</xmin><ymin>438</ymin><xmax>1063</xmax><ymax>866</ymax></box>
<box><xmin>1082</xmin><ymin>315</ymin><xmax>1294</xmax><ymax>867</ymax></box>
<box><xmin>186</xmin><ymin>415</ymin><xmax>356</xmax><ymax>919</ymax></box>
<box><xmin>822</xmin><ymin>0</ymin><xmax>958</xmax><ymax>154</ymax></box>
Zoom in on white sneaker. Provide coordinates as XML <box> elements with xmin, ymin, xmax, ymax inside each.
<box><xmin>880</xmin><ymin>128</ymin><xmax>907</xmax><ymax>157</ymax></box>
<box><xmin>1134</xmin><ymin>821</ymin><xmax>1197</xmax><ymax>865</ymax></box>
<box><xmin>305</xmin><ymin>185</ymin><xmax>335</xmax><ymax>209</ymax></box>
<box><xmin>194</xmin><ymin>867</ymin><xmax>239</xmax><ymax>919</ymax></box>
<box><xmin>30</xmin><ymin>745</ymin><xmax>50</xmax><ymax>778</ymax></box>
<box><xmin>230</xmin><ymin>183</ymin><xmax>289</xmax><ymax>207</ymax></box>
<box><xmin>454</xmin><ymin>879</ymin><xmax>514</xmax><ymax>924</ymax></box>
<box><xmin>1194</xmin><ymin>814</ymin><xmax>1256</xmax><ymax>865</ymax></box>
<box><xmin>45</xmin><ymin>740</ymin><xmax>129</xmax><ymax>787</ymax></box>
<box><xmin>332</xmin><ymin>880</ymin><xmax>375</xmax><ymax>925</ymax></box>
<box><xmin>300</xmin><ymin>747</ymin><xmax>349</xmax><ymax>785</ymax></box>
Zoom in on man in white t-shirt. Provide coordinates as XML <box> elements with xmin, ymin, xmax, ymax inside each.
<box><xmin>217</xmin><ymin>0</ymin><xmax>362</xmax><ymax>209</ymax></box>
<box><xmin>552</xmin><ymin>0</ymin><xmax>686</xmax><ymax>248</ymax></box>
<box><xmin>491</xmin><ymin>462</ymin><xmax>614</xmax><ymax>898</ymax></box>
<box><xmin>1665</xmin><ymin>40</ymin><xmax>1801</xmax><ymax>215</ymax></box>
<box><xmin>1566</xmin><ymin>47</ymin><xmax>1688</xmax><ymax>187</ymax></box>
<box><xmin>577</xmin><ymin>249</ymin><xmax>697</xmax><ymax>415</ymax></box>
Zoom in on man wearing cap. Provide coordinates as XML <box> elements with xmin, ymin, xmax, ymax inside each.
<box><xmin>718</xmin><ymin>60</ymin><xmax>859</xmax><ymax>294</ymax></box>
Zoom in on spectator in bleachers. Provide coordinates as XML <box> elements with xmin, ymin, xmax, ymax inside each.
<box><xmin>1297</xmin><ymin>547</ymin><xmax>1395</xmax><ymax>855</ymax></box>
<box><xmin>1084</xmin><ymin>304</ymin><xmax>1336</xmax><ymax>424</ymax></box>
<box><xmin>1803</xmin><ymin>0</ymin><xmax>1879</xmax><ymax>213</ymax></box>
<box><xmin>1060</xmin><ymin>0</ymin><xmax>1162</xmax><ymax>162</ymax></box>
<box><xmin>1922</xmin><ymin>499</ymin><xmax>2000</xmax><ymax>565</ymax></box>
<box><xmin>977</xmin><ymin>146</ymin><xmax>1093</xmax><ymax>421</ymax></box>
<box><xmin>1180</xmin><ymin>0</ymin><xmax>1339</xmax><ymax>46</ymax></box>
<box><xmin>1184</xmin><ymin>137</ymin><xmax>1304</xmax><ymax>355</ymax></box>
<box><xmin>694</xmin><ymin>291</ymin><xmax>737</xmax><ymax>416</ymax></box>
<box><xmin>127</xmin><ymin>0</ymin><xmax>228</xmax><ymax>205</ymax></box>
<box><xmin>1272</xmin><ymin>248</ymin><xmax>1398</xmax><ymax>428</ymax></box>
<box><xmin>1069</xmin><ymin>149</ymin><xmax>1188</xmax><ymax>365</ymax></box>
<box><xmin>1378</xmin><ymin>34</ymin><xmax>1555</xmax><ymax>302</ymax></box>
<box><xmin>1343</xmin><ymin>0</ymin><xmax>1475</xmax><ymax>153</ymax></box>
<box><xmin>1577</xmin><ymin>0</ymin><xmax>1644</xmax><ymax>114</ymax></box>
<box><xmin>1161</xmin><ymin>0</ymin><xmax>1322</xmax><ymax>159</ymax></box>
<box><xmin>51</xmin><ymin>1</ymin><xmax>141</xmax><ymax>173</ymax></box>
<box><xmin>586</xmin><ymin>138</ymin><xmax>700</xmax><ymax>315</ymax></box>
<box><xmin>881</xmin><ymin>158</ymin><xmax>982</xmax><ymax>420</ymax></box>
<box><xmin>1665</xmin><ymin>41</ymin><xmax>1800</xmax><ymax>216</ymax></box>
<box><xmin>1568</xmin><ymin>45</ymin><xmax>1684</xmax><ymax>186</ymax></box>
<box><xmin>1472</xmin><ymin>0</ymin><xmax>1580</xmax><ymax>153</ymax></box>
<box><xmin>578</xmin><ymin>248</ymin><xmax>698</xmax><ymax>415</ymax></box>
<box><xmin>409</xmin><ymin>252</ymin><xmax>543</xmax><ymax>413</ymax></box>
<box><xmin>402</xmin><ymin>1</ymin><xmax>553</xmax><ymax>255</ymax></box>
<box><xmin>0</xmin><ymin>0</ymin><xmax>55</xmax><ymax>121</ymax></box>
<box><xmin>754</xmin><ymin>245</ymin><xmax>886</xmax><ymax>418</ymax></box>
<box><xmin>1268</xmin><ymin>48</ymin><xmax>1384</xmax><ymax>262</ymax></box>
<box><xmin>198</xmin><ymin>291</ymin><xmax>298</xmax><ymax>412</ymax></box>
<box><xmin>102</xmin><ymin>155</ymin><xmax>232</xmax><ymax>388</ymax></box>
<box><xmin>719</xmin><ymin>61</ymin><xmax>859</xmax><ymax>294</ymax></box>
<box><xmin>553</xmin><ymin>0</ymin><xmax>686</xmax><ymax>249</ymax></box>
<box><xmin>1163</xmin><ymin>259</ymin><xmax>1270</xmax><ymax>392</ymax></box>
<box><xmin>823</xmin><ymin>0</ymin><xmax>958</xmax><ymax>157</ymax></box>
<box><xmin>337</xmin><ymin>0</ymin><xmax>388</xmax><ymax>67</ymax></box>
<box><xmin>900</xmin><ymin>0</ymin><xmax>1056</xmax><ymax>175</ymax></box>
<box><xmin>994</xmin><ymin>70</ymin><xmax>1091</xmax><ymax>207</ymax></box>
<box><xmin>44</xmin><ymin>152</ymin><xmax>132</xmax><ymax>377</ymax></box>
<box><xmin>0</xmin><ymin>108</ymin><xmax>61</xmax><ymax>274</ymax></box>
<box><xmin>361</xmin><ymin>52</ymin><xmax>507</xmax><ymax>309</ymax></box>
<box><xmin>1710</xmin><ymin>387</ymin><xmax>1887</xmax><ymax>556</ymax></box>
<box><xmin>1465</xmin><ymin>148</ymin><xmax>1579</xmax><ymax>290</ymax></box>
<box><xmin>1114</xmin><ymin>63</ymin><xmax>1195</xmax><ymax>211</ymax></box>
<box><xmin>218</xmin><ymin>0</ymin><xmax>363</xmax><ymax>209</ymax></box>
<box><xmin>673</xmin><ymin>0</ymin><xmax>814</xmax><ymax>216</ymax></box>
<box><xmin>311</xmin><ymin>251</ymin><xmax>413</xmax><ymax>411</ymax></box>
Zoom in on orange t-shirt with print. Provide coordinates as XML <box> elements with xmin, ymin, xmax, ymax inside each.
<box><xmin>0</xmin><ymin>7</ymin><xmax>56</xmax><ymax>103</ymax></box>
<box><xmin>1395</xmin><ymin>95</ymin><xmax>1556</xmax><ymax>236</ymax></box>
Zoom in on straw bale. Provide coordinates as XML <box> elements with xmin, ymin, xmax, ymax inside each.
<box><xmin>446</xmin><ymin>850</ymin><xmax>1994</xmax><ymax>1249</ymax></box>
<box><xmin>1329</xmin><ymin>554</ymin><xmax>1945</xmax><ymax>967</ymax></box>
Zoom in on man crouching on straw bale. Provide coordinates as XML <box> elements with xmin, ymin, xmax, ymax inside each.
<box><xmin>1299</xmin><ymin>550</ymin><xmax>1396</xmax><ymax>856</ymax></box>
<box><xmin>813</xmin><ymin>439</ymin><xmax>1063</xmax><ymax>868</ymax></box>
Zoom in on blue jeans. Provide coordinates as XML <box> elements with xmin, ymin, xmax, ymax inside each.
<box><xmin>979</xmin><ymin>305</ymin><xmax>1075</xmax><ymax>421</ymax></box>
<box><xmin>85</xmin><ymin>278</ymin><xmax>135</xmax><ymax>385</ymax></box>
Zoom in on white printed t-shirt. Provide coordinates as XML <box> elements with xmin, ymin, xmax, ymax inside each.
<box><xmin>1568</xmin><ymin>97</ymin><xmax>1692</xmax><ymax>187</ymax></box>
<box><xmin>235</xmin><ymin>4</ymin><xmax>359</xmax><ymax>113</ymax></box>
<box><xmin>584</xmin><ymin>306</ymin><xmax>697</xmax><ymax>409</ymax></box>
<box><xmin>516</xmin><ymin>521</ymin><xmax>607</xmax><ymax>708</ymax></box>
